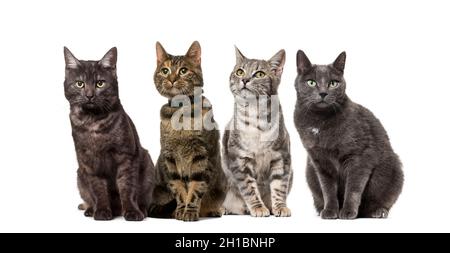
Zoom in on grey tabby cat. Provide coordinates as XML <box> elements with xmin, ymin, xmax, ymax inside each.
<box><xmin>222</xmin><ymin>48</ymin><xmax>292</xmax><ymax>217</ymax></box>
<box><xmin>294</xmin><ymin>50</ymin><xmax>403</xmax><ymax>219</ymax></box>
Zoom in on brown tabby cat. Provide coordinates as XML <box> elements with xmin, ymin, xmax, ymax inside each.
<box><xmin>148</xmin><ymin>41</ymin><xmax>227</xmax><ymax>221</ymax></box>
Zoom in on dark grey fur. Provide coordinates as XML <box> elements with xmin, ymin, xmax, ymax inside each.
<box><xmin>294</xmin><ymin>50</ymin><xmax>403</xmax><ymax>219</ymax></box>
<box><xmin>64</xmin><ymin>47</ymin><xmax>155</xmax><ymax>221</ymax></box>
<box><xmin>222</xmin><ymin>48</ymin><xmax>292</xmax><ymax>217</ymax></box>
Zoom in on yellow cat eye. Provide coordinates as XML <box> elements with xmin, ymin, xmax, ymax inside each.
<box><xmin>254</xmin><ymin>71</ymin><xmax>266</xmax><ymax>78</ymax></box>
<box><xmin>179</xmin><ymin>67</ymin><xmax>188</xmax><ymax>75</ymax></box>
<box><xmin>96</xmin><ymin>80</ymin><xmax>106</xmax><ymax>88</ymax></box>
<box><xmin>306</xmin><ymin>80</ymin><xmax>317</xmax><ymax>87</ymax></box>
<box><xmin>329</xmin><ymin>80</ymin><xmax>340</xmax><ymax>88</ymax></box>
<box><xmin>236</xmin><ymin>69</ymin><xmax>245</xmax><ymax>76</ymax></box>
<box><xmin>75</xmin><ymin>81</ymin><xmax>85</xmax><ymax>88</ymax></box>
<box><xmin>161</xmin><ymin>67</ymin><xmax>170</xmax><ymax>75</ymax></box>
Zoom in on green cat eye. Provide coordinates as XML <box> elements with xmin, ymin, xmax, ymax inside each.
<box><xmin>161</xmin><ymin>67</ymin><xmax>170</xmax><ymax>75</ymax></box>
<box><xmin>306</xmin><ymin>80</ymin><xmax>317</xmax><ymax>87</ymax></box>
<box><xmin>236</xmin><ymin>69</ymin><xmax>245</xmax><ymax>76</ymax></box>
<box><xmin>329</xmin><ymin>80</ymin><xmax>340</xmax><ymax>88</ymax></box>
<box><xmin>96</xmin><ymin>80</ymin><xmax>106</xmax><ymax>88</ymax></box>
<box><xmin>179</xmin><ymin>67</ymin><xmax>188</xmax><ymax>75</ymax></box>
<box><xmin>254</xmin><ymin>71</ymin><xmax>266</xmax><ymax>78</ymax></box>
<box><xmin>75</xmin><ymin>81</ymin><xmax>85</xmax><ymax>88</ymax></box>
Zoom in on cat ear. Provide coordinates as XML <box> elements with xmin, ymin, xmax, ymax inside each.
<box><xmin>64</xmin><ymin>47</ymin><xmax>80</xmax><ymax>69</ymax></box>
<box><xmin>185</xmin><ymin>41</ymin><xmax>201</xmax><ymax>65</ymax></box>
<box><xmin>269</xmin><ymin>49</ymin><xmax>286</xmax><ymax>76</ymax></box>
<box><xmin>99</xmin><ymin>47</ymin><xmax>117</xmax><ymax>69</ymax></box>
<box><xmin>156</xmin><ymin>41</ymin><xmax>169</xmax><ymax>65</ymax></box>
<box><xmin>235</xmin><ymin>46</ymin><xmax>246</xmax><ymax>64</ymax></box>
<box><xmin>296</xmin><ymin>50</ymin><xmax>312</xmax><ymax>75</ymax></box>
<box><xmin>333</xmin><ymin>51</ymin><xmax>346</xmax><ymax>73</ymax></box>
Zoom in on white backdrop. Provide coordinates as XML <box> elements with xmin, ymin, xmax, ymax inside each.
<box><xmin>0</xmin><ymin>0</ymin><xmax>449</xmax><ymax>232</ymax></box>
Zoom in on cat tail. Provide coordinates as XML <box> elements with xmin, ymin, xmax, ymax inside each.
<box><xmin>148</xmin><ymin>200</ymin><xmax>176</xmax><ymax>218</ymax></box>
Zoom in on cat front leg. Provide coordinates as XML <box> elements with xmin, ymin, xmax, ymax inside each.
<box><xmin>79</xmin><ymin>169</ymin><xmax>113</xmax><ymax>220</ymax></box>
<box><xmin>339</xmin><ymin>156</ymin><xmax>372</xmax><ymax>219</ymax></box>
<box><xmin>168</xmin><ymin>179</ymin><xmax>188</xmax><ymax>220</ymax></box>
<box><xmin>269</xmin><ymin>158</ymin><xmax>292</xmax><ymax>217</ymax></box>
<box><xmin>310</xmin><ymin>155</ymin><xmax>339</xmax><ymax>219</ymax></box>
<box><xmin>116</xmin><ymin>157</ymin><xmax>144</xmax><ymax>221</ymax></box>
<box><xmin>182</xmin><ymin>180</ymin><xmax>208</xmax><ymax>221</ymax></box>
<box><xmin>230</xmin><ymin>158</ymin><xmax>270</xmax><ymax>217</ymax></box>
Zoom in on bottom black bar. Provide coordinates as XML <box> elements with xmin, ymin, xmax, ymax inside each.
<box><xmin>0</xmin><ymin>233</ymin><xmax>447</xmax><ymax>251</ymax></box>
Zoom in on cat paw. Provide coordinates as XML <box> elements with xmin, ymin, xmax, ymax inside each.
<box><xmin>174</xmin><ymin>207</ymin><xmax>185</xmax><ymax>220</ymax></box>
<box><xmin>320</xmin><ymin>209</ymin><xmax>338</xmax><ymax>219</ymax></box>
<box><xmin>93</xmin><ymin>209</ymin><xmax>113</xmax><ymax>221</ymax></box>
<box><xmin>273</xmin><ymin>207</ymin><xmax>291</xmax><ymax>217</ymax></box>
<box><xmin>182</xmin><ymin>211</ymin><xmax>199</xmax><ymax>222</ymax></box>
<box><xmin>370</xmin><ymin>208</ymin><xmax>389</xmax><ymax>218</ymax></box>
<box><xmin>339</xmin><ymin>208</ymin><xmax>358</xmax><ymax>220</ymax></box>
<box><xmin>250</xmin><ymin>206</ymin><xmax>270</xmax><ymax>217</ymax></box>
<box><xmin>84</xmin><ymin>207</ymin><xmax>94</xmax><ymax>217</ymax></box>
<box><xmin>124</xmin><ymin>210</ymin><xmax>145</xmax><ymax>221</ymax></box>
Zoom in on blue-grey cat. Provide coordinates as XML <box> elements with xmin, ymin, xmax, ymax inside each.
<box><xmin>294</xmin><ymin>50</ymin><xmax>403</xmax><ymax>219</ymax></box>
<box><xmin>222</xmin><ymin>48</ymin><xmax>292</xmax><ymax>217</ymax></box>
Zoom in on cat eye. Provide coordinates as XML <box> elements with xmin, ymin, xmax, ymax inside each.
<box><xmin>161</xmin><ymin>67</ymin><xmax>170</xmax><ymax>75</ymax></box>
<box><xmin>253</xmin><ymin>71</ymin><xmax>266</xmax><ymax>78</ymax></box>
<box><xmin>75</xmin><ymin>81</ymin><xmax>85</xmax><ymax>88</ymax></box>
<box><xmin>236</xmin><ymin>69</ymin><xmax>245</xmax><ymax>76</ymax></box>
<box><xmin>179</xmin><ymin>67</ymin><xmax>188</xmax><ymax>75</ymax></box>
<box><xmin>96</xmin><ymin>80</ymin><xmax>106</xmax><ymax>88</ymax></box>
<box><xmin>306</xmin><ymin>80</ymin><xmax>317</xmax><ymax>87</ymax></box>
<box><xmin>329</xmin><ymin>80</ymin><xmax>340</xmax><ymax>88</ymax></box>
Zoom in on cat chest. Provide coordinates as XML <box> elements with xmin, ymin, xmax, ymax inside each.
<box><xmin>73</xmin><ymin>129</ymin><xmax>118</xmax><ymax>171</ymax></box>
<box><xmin>240</xmin><ymin>134</ymin><xmax>273</xmax><ymax>151</ymax></box>
<box><xmin>234</xmin><ymin>132</ymin><xmax>277</xmax><ymax>172</ymax></box>
<box><xmin>74</xmin><ymin>129</ymin><xmax>113</xmax><ymax>152</ymax></box>
<box><xmin>300</xmin><ymin>125</ymin><xmax>340</xmax><ymax>149</ymax></box>
<box><xmin>160</xmin><ymin>118</ymin><xmax>208</xmax><ymax>141</ymax></box>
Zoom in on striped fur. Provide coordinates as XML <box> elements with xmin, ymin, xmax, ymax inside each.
<box><xmin>148</xmin><ymin>42</ymin><xmax>227</xmax><ymax>221</ymax></box>
<box><xmin>222</xmin><ymin>48</ymin><xmax>293</xmax><ymax>217</ymax></box>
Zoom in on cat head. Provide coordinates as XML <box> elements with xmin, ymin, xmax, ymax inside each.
<box><xmin>153</xmin><ymin>41</ymin><xmax>203</xmax><ymax>98</ymax></box>
<box><xmin>230</xmin><ymin>47</ymin><xmax>285</xmax><ymax>98</ymax></box>
<box><xmin>63</xmin><ymin>47</ymin><xmax>119</xmax><ymax>113</ymax></box>
<box><xmin>295</xmin><ymin>50</ymin><xmax>347</xmax><ymax>110</ymax></box>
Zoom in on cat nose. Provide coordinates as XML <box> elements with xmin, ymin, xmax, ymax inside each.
<box><xmin>242</xmin><ymin>79</ymin><xmax>250</xmax><ymax>85</ymax></box>
<box><xmin>319</xmin><ymin>92</ymin><xmax>328</xmax><ymax>99</ymax></box>
<box><xmin>86</xmin><ymin>94</ymin><xmax>94</xmax><ymax>100</ymax></box>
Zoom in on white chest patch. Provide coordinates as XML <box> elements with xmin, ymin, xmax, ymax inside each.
<box><xmin>311</xmin><ymin>127</ymin><xmax>320</xmax><ymax>135</ymax></box>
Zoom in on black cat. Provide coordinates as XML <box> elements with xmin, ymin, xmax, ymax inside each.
<box><xmin>64</xmin><ymin>47</ymin><xmax>155</xmax><ymax>221</ymax></box>
<box><xmin>294</xmin><ymin>50</ymin><xmax>403</xmax><ymax>219</ymax></box>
